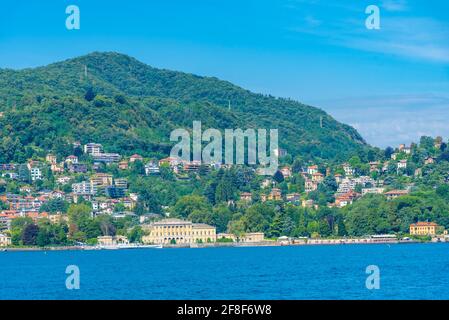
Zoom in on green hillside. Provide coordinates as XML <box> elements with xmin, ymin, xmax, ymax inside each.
<box><xmin>0</xmin><ymin>52</ymin><xmax>369</xmax><ymax>163</ymax></box>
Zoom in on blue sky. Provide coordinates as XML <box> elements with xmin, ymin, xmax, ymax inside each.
<box><xmin>1</xmin><ymin>0</ymin><xmax>449</xmax><ymax>148</ymax></box>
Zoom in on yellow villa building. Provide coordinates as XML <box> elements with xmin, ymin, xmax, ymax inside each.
<box><xmin>142</xmin><ymin>218</ymin><xmax>216</xmax><ymax>244</ymax></box>
<box><xmin>409</xmin><ymin>222</ymin><xmax>440</xmax><ymax>236</ymax></box>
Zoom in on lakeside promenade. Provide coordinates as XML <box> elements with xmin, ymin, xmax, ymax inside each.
<box><xmin>1</xmin><ymin>236</ymin><xmax>429</xmax><ymax>252</ymax></box>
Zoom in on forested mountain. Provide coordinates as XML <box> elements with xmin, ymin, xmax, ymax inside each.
<box><xmin>0</xmin><ymin>52</ymin><xmax>370</xmax><ymax>163</ymax></box>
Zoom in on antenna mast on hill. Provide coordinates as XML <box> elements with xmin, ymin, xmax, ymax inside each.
<box><xmin>84</xmin><ymin>65</ymin><xmax>88</xmax><ymax>78</ymax></box>
<box><xmin>320</xmin><ymin>116</ymin><xmax>323</xmax><ymax>128</ymax></box>
<box><xmin>228</xmin><ymin>100</ymin><xmax>231</xmax><ymax>111</ymax></box>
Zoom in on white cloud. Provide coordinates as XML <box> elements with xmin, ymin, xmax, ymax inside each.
<box><xmin>381</xmin><ymin>0</ymin><xmax>409</xmax><ymax>12</ymax></box>
<box><xmin>288</xmin><ymin>6</ymin><xmax>449</xmax><ymax>64</ymax></box>
<box><xmin>320</xmin><ymin>94</ymin><xmax>449</xmax><ymax>147</ymax></box>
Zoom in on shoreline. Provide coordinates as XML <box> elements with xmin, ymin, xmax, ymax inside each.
<box><xmin>0</xmin><ymin>239</ymin><xmax>437</xmax><ymax>252</ymax></box>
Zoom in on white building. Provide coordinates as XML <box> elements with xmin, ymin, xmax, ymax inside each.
<box><xmin>57</xmin><ymin>176</ymin><xmax>71</xmax><ymax>184</ymax></box>
<box><xmin>65</xmin><ymin>155</ymin><xmax>79</xmax><ymax>164</ymax></box>
<box><xmin>343</xmin><ymin>163</ymin><xmax>354</xmax><ymax>176</ymax></box>
<box><xmin>84</xmin><ymin>143</ymin><xmax>103</xmax><ymax>155</ymax></box>
<box><xmin>92</xmin><ymin>153</ymin><xmax>120</xmax><ymax>163</ymax></box>
<box><xmin>145</xmin><ymin>162</ymin><xmax>160</xmax><ymax>175</ymax></box>
<box><xmin>0</xmin><ymin>234</ymin><xmax>11</xmax><ymax>247</ymax></box>
<box><xmin>72</xmin><ymin>181</ymin><xmax>97</xmax><ymax>195</ymax></box>
<box><xmin>398</xmin><ymin>160</ymin><xmax>408</xmax><ymax>170</ymax></box>
<box><xmin>30</xmin><ymin>167</ymin><xmax>42</xmax><ymax>181</ymax></box>
<box><xmin>362</xmin><ymin>187</ymin><xmax>385</xmax><ymax>196</ymax></box>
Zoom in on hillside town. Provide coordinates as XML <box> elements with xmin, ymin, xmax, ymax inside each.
<box><xmin>1</xmin><ymin>136</ymin><xmax>449</xmax><ymax>249</ymax></box>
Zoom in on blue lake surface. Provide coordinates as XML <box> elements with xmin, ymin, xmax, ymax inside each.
<box><xmin>1</xmin><ymin>243</ymin><xmax>449</xmax><ymax>300</ymax></box>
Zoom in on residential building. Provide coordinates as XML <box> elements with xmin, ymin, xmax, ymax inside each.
<box><xmin>46</xmin><ymin>154</ymin><xmax>57</xmax><ymax>164</ymax></box>
<box><xmin>261</xmin><ymin>178</ymin><xmax>273</xmax><ymax>188</ymax></box>
<box><xmin>301</xmin><ymin>199</ymin><xmax>316</xmax><ymax>208</ymax></box>
<box><xmin>72</xmin><ymin>181</ymin><xmax>97</xmax><ymax>196</ymax></box>
<box><xmin>424</xmin><ymin>157</ymin><xmax>435</xmax><ymax>165</ymax></box>
<box><xmin>183</xmin><ymin>160</ymin><xmax>202</xmax><ymax>172</ymax></box>
<box><xmin>307</xmin><ymin>165</ymin><xmax>318</xmax><ymax>175</ymax></box>
<box><xmin>384</xmin><ymin>189</ymin><xmax>409</xmax><ymax>200</ymax></box>
<box><xmin>92</xmin><ymin>153</ymin><xmax>120</xmax><ymax>163</ymax></box>
<box><xmin>129</xmin><ymin>154</ymin><xmax>143</xmax><ymax>163</ymax></box>
<box><xmin>142</xmin><ymin>219</ymin><xmax>217</xmax><ymax>245</ymax></box>
<box><xmin>343</xmin><ymin>163</ymin><xmax>354</xmax><ymax>176</ymax></box>
<box><xmin>145</xmin><ymin>162</ymin><xmax>160</xmax><ymax>175</ymax></box>
<box><xmin>311</xmin><ymin>172</ymin><xmax>324</xmax><ymax>183</ymax></box>
<box><xmin>278</xmin><ymin>148</ymin><xmax>288</xmax><ymax>157</ymax></box>
<box><xmin>399</xmin><ymin>144</ymin><xmax>411</xmax><ymax>155</ymax></box>
<box><xmin>334</xmin><ymin>173</ymin><xmax>343</xmax><ymax>184</ymax></box>
<box><xmin>0</xmin><ymin>214</ymin><xmax>11</xmax><ymax>231</ymax></box>
<box><xmin>216</xmin><ymin>232</ymin><xmax>265</xmax><ymax>243</ymax></box>
<box><xmin>8</xmin><ymin>196</ymin><xmax>43</xmax><ymax>212</ymax></box>
<box><xmin>286</xmin><ymin>193</ymin><xmax>300</xmax><ymax>204</ymax></box>
<box><xmin>30</xmin><ymin>167</ymin><xmax>42</xmax><ymax>181</ymax></box>
<box><xmin>240</xmin><ymin>192</ymin><xmax>252</xmax><ymax>202</ymax></box>
<box><xmin>410</xmin><ymin>222</ymin><xmax>439</xmax><ymax>236</ymax></box>
<box><xmin>97</xmin><ymin>235</ymin><xmax>129</xmax><ymax>246</ymax></box>
<box><xmin>122</xmin><ymin>198</ymin><xmax>136</xmax><ymax>210</ymax></box>
<box><xmin>91</xmin><ymin>173</ymin><xmax>113</xmax><ymax>187</ymax></box>
<box><xmin>335</xmin><ymin>191</ymin><xmax>360</xmax><ymax>208</ymax></box>
<box><xmin>68</xmin><ymin>163</ymin><xmax>87</xmax><ymax>173</ymax></box>
<box><xmin>65</xmin><ymin>155</ymin><xmax>79</xmax><ymax>164</ymax></box>
<box><xmin>267</xmin><ymin>188</ymin><xmax>282</xmax><ymax>201</ymax></box>
<box><xmin>84</xmin><ymin>143</ymin><xmax>103</xmax><ymax>155</ymax></box>
<box><xmin>397</xmin><ymin>159</ymin><xmax>407</xmax><ymax>170</ymax></box>
<box><xmin>305</xmin><ymin>179</ymin><xmax>318</xmax><ymax>193</ymax></box>
<box><xmin>57</xmin><ymin>176</ymin><xmax>71</xmax><ymax>185</ymax></box>
<box><xmin>51</xmin><ymin>163</ymin><xmax>64</xmax><ymax>174</ymax></box>
<box><xmin>369</xmin><ymin>161</ymin><xmax>380</xmax><ymax>172</ymax></box>
<box><xmin>192</xmin><ymin>223</ymin><xmax>217</xmax><ymax>243</ymax></box>
<box><xmin>362</xmin><ymin>187</ymin><xmax>385</xmax><ymax>196</ymax></box>
<box><xmin>159</xmin><ymin>157</ymin><xmax>181</xmax><ymax>167</ymax></box>
<box><xmin>114</xmin><ymin>178</ymin><xmax>128</xmax><ymax>190</ymax></box>
<box><xmin>48</xmin><ymin>214</ymin><xmax>68</xmax><ymax>224</ymax></box>
<box><xmin>0</xmin><ymin>164</ymin><xmax>16</xmax><ymax>171</ymax></box>
<box><xmin>118</xmin><ymin>160</ymin><xmax>129</xmax><ymax>170</ymax></box>
<box><xmin>0</xmin><ymin>234</ymin><xmax>11</xmax><ymax>247</ymax></box>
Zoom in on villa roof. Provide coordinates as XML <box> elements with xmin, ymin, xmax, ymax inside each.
<box><xmin>410</xmin><ymin>222</ymin><xmax>438</xmax><ymax>227</ymax></box>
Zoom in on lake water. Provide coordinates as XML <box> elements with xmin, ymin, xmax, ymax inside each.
<box><xmin>1</xmin><ymin>243</ymin><xmax>449</xmax><ymax>300</ymax></box>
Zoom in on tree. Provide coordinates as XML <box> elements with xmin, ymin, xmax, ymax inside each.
<box><xmin>273</xmin><ymin>170</ymin><xmax>284</xmax><ymax>183</ymax></box>
<box><xmin>18</xmin><ymin>164</ymin><xmax>31</xmax><ymax>183</ymax></box>
<box><xmin>243</xmin><ymin>203</ymin><xmax>274</xmax><ymax>233</ymax></box>
<box><xmin>128</xmin><ymin>226</ymin><xmax>143</xmax><ymax>243</ymax></box>
<box><xmin>84</xmin><ymin>87</ymin><xmax>96</xmax><ymax>101</ymax></box>
<box><xmin>173</xmin><ymin>195</ymin><xmax>211</xmax><ymax>218</ymax></box>
<box><xmin>10</xmin><ymin>217</ymin><xmax>33</xmax><ymax>245</ymax></box>
<box><xmin>22</xmin><ymin>224</ymin><xmax>39</xmax><ymax>246</ymax></box>
<box><xmin>384</xmin><ymin>147</ymin><xmax>394</xmax><ymax>159</ymax></box>
<box><xmin>68</xmin><ymin>203</ymin><xmax>92</xmax><ymax>239</ymax></box>
<box><xmin>211</xmin><ymin>204</ymin><xmax>233</xmax><ymax>233</ymax></box>
<box><xmin>97</xmin><ymin>215</ymin><xmax>116</xmax><ymax>236</ymax></box>
<box><xmin>228</xmin><ymin>219</ymin><xmax>245</xmax><ymax>239</ymax></box>
<box><xmin>420</xmin><ymin>136</ymin><xmax>434</xmax><ymax>152</ymax></box>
